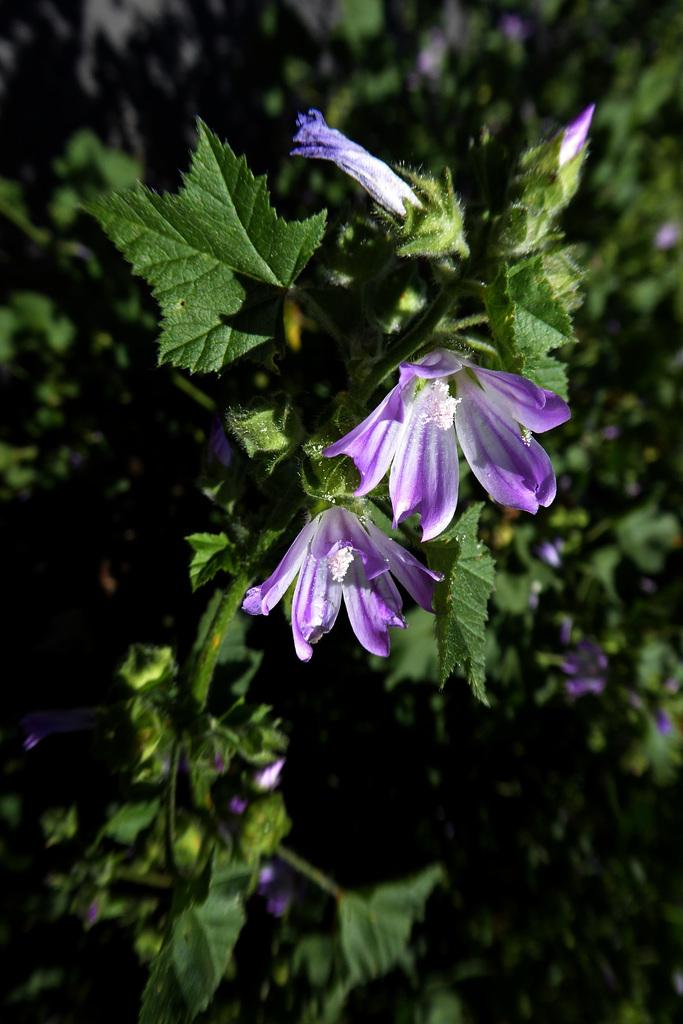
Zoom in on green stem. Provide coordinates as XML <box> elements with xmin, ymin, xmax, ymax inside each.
<box><xmin>355</xmin><ymin>286</ymin><xmax>458</xmax><ymax>404</ymax></box>
<box><xmin>451</xmin><ymin>312</ymin><xmax>489</xmax><ymax>331</ymax></box>
<box><xmin>170</xmin><ymin>370</ymin><xmax>216</xmax><ymax>413</ymax></box>
<box><xmin>290</xmin><ymin>286</ymin><xmax>349</xmax><ymax>347</ymax></box>
<box><xmin>164</xmin><ymin>741</ymin><xmax>181</xmax><ymax>875</ymax></box>
<box><xmin>458</xmin><ymin>333</ymin><xmax>497</xmax><ymax>357</ymax></box>
<box><xmin>189</xmin><ymin>477</ymin><xmax>305</xmax><ymax>711</ymax></box>
<box><xmin>277</xmin><ymin>844</ymin><xmax>343</xmax><ymax>901</ymax></box>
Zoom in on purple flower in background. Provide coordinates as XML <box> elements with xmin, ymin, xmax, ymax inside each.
<box><xmin>655</xmin><ymin>709</ymin><xmax>674</xmax><ymax>736</ymax></box>
<box><xmin>324</xmin><ymin>348</ymin><xmax>570</xmax><ymax>541</ymax></box>
<box><xmin>243</xmin><ymin>506</ymin><xmax>442</xmax><ymax>661</ymax></box>
<box><xmin>562</xmin><ymin>639</ymin><xmax>608</xmax><ymax>697</ymax></box>
<box><xmin>534</xmin><ymin>537</ymin><xmax>564</xmax><ymax>568</ymax></box>
<box><xmin>654</xmin><ymin>222</ymin><xmax>681</xmax><ymax>250</ymax></box>
<box><xmin>559</xmin><ymin>104</ymin><xmax>595</xmax><ymax>166</ymax></box>
<box><xmin>499</xmin><ymin>13</ymin><xmax>533</xmax><ymax>41</ymax></box>
<box><xmin>207</xmin><ymin>413</ymin><xmax>232</xmax><ymax>469</ymax></box>
<box><xmin>229</xmin><ymin>795</ymin><xmax>248</xmax><ymax>815</ymax></box>
<box><xmin>291</xmin><ymin>109</ymin><xmax>422</xmax><ymax>217</ymax></box>
<box><xmin>253</xmin><ymin>758</ymin><xmax>285</xmax><ymax>791</ymax></box>
<box><xmin>21</xmin><ymin>707</ymin><xmax>97</xmax><ymax>750</ymax></box>
<box><xmin>257</xmin><ymin>858</ymin><xmax>300</xmax><ymax>917</ymax></box>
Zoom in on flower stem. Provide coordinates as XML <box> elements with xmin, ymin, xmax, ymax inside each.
<box><xmin>188</xmin><ymin>477</ymin><xmax>304</xmax><ymax>712</ymax></box>
<box><xmin>355</xmin><ymin>286</ymin><xmax>458</xmax><ymax>403</ymax></box>
<box><xmin>276</xmin><ymin>844</ymin><xmax>343</xmax><ymax>901</ymax></box>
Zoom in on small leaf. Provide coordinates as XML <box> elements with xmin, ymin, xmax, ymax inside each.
<box><xmin>428</xmin><ymin>503</ymin><xmax>496</xmax><ymax>702</ymax></box>
<box><xmin>339</xmin><ymin>864</ymin><xmax>443</xmax><ymax>983</ymax></box>
<box><xmin>186</xmin><ymin>533</ymin><xmax>239</xmax><ymax>591</ymax></box>
<box><xmin>101</xmin><ymin>799</ymin><xmax>161</xmax><ymax>845</ymax></box>
<box><xmin>88</xmin><ymin>120</ymin><xmax>326</xmax><ymax>373</ymax></box>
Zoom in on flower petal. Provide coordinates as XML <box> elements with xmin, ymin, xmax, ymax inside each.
<box><xmin>323</xmin><ymin>384</ymin><xmax>409</xmax><ymax>497</ymax></box>
<box><xmin>291</xmin><ymin>109</ymin><xmax>420</xmax><ymax>217</ymax></box>
<box><xmin>455</xmin><ymin>385</ymin><xmax>557</xmax><ymax>512</ymax></box>
<box><xmin>341</xmin><ymin>557</ymin><xmax>402</xmax><ymax>657</ymax></box>
<box><xmin>398</xmin><ymin>347</ymin><xmax>462</xmax><ymax>387</ymax></box>
<box><xmin>290</xmin><ymin>550</ymin><xmax>342</xmax><ymax>662</ymax></box>
<box><xmin>459</xmin><ymin>363</ymin><xmax>570</xmax><ymax>432</ymax></box>
<box><xmin>243</xmin><ymin>516</ymin><xmax>318</xmax><ymax>616</ymax></box>
<box><xmin>389</xmin><ymin>383</ymin><xmax>459</xmax><ymax>541</ymax></box>
<box><xmin>365</xmin><ymin>522</ymin><xmax>443</xmax><ymax>611</ymax></box>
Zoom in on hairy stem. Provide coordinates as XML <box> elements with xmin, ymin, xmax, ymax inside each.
<box><xmin>276</xmin><ymin>844</ymin><xmax>343</xmax><ymax>901</ymax></box>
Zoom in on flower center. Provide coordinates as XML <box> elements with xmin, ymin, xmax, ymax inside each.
<box><xmin>422</xmin><ymin>380</ymin><xmax>460</xmax><ymax>430</ymax></box>
<box><xmin>328</xmin><ymin>545</ymin><xmax>354</xmax><ymax>582</ymax></box>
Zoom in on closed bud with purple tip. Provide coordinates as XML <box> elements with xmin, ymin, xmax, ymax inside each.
<box><xmin>291</xmin><ymin>109</ymin><xmax>422</xmax><ymax>218</ymax></box>
<box><xmin>243</xmin><ymin>506</ymin><xmax>442</xmax><ymax>661</ymax></box>
<box><xmin>559</xmin><ymin>104</ymin><xmax>595</xmax><ymax>166</ymax></box>
<box><xmin>324</xmin><ymin>349</ymin><xmax>570</xmax><ymax>541</ymax></box>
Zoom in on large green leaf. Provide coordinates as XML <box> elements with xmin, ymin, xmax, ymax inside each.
<box><xmin>139</xmin><ymin>858</ymin><xmax>252</xmax><ymax>1024</ymax></box>
<box><xmin>339</xmin><ymin>864</ymin><xmax>443</xmax><ymax>983</ymax></box>
<box><xmin>428</xmin><ymin>504</ymin><xmax>495</xmax><ymax>702</ymax></box>
<box><xmin>88</xmin><ymin>120</ymin><xmax>326</xmax><ymax>373</ymax></box>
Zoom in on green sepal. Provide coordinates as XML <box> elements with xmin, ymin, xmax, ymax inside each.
<box><xmin>227</xmin><ymin>395</ymin><xmax>304</xmax><ymax>470</ymax></box>
<box><xmin>427</xmin><ymin>503</ymin><xmax>495</xmax><ymax>702</ymax></box>
<box><xmin>186</xmin><ymin>533</ymin><xmax>239</xmax><ymax>592</ymax></box>
<box><xmin>301</xmin><ymin>394</ymin><xmax>371</xmax><ymax>500</ymax></box>
<box><xmin>116</xmin><ymin>643</ymin><xmax>176</xmax><ymax>694</ymax></box>
<box><xmin>398</xmin><ymin>167</ymin><xmax>469</xmax><ymax>260</ymax></box>
<box><xmin>497</xmin><ymin>133</ymin><xmax>589</xmax><ymax>258</ymax></box>
<box><xmin>485</xmin><ymin>254</ymin><xmax>575</xmax><ymax>396</ymax></box>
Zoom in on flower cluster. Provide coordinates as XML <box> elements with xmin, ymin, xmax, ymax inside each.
<box><xmin>244</xmin><ymin>109</ymin><xmax>586</xmax><ymax>661</ymax></box>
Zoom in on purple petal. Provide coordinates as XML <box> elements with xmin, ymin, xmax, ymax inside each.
<box><xmin>323</xmin><ymin>384</ymin><xmax>408</xmax><ymax>497</ymax></box>
<box><xmin>21</xmin><ymin>707</ymin><xmax>97</xmax><ymax>750</ymax></box>
<box><xmin>291</xmin><ymin>109</ymin><xmax>421</xmax><ymax>217</ymax></box>
<box><xmin>243</xmin><ymin>516</ymin><xmax>318</xmax><ymax>616</ymax></box>
<box><xmin>389</xmin><ymin>382</ymin><xmax>459</xmax><ymax>541</ymax></box>
<box><xmin>459</xmin><ymin>363</ymin><xmax>570</xmax><ymax>432</ymax></box>
<box><xmin>341</xmin><ymin>557</ymin><xmax>401</xmax><ymax>657</ymax></box>
<box><xmin>253</xmin><ymin>758</ymin><xmax>285</xmax><ymax>791</ymax></box>
<box><xmin>559</xmin><ymin>104</ymin><xmax>595</xmax><ymax>166</ymax></box>
<box><xmin>455</xmin><ymin>384</ymin><xmax>557</xmax><ymax>512</ymax></box>
<box><xmin>398</xmin><ymin>347</ymin><xmax>462</xmax><ymax>387</ymax></box>
<box><xmin>311</xmin><ymin>507</ymin><xmax>388</xmax><ymax>580</ymax></box>
<box><xmin>365</xmin><ymin>522</ymin><xmax>443</xmax><ymax>611</ymax></box>
<box><xmin>290</xmin><ymin>549</ymin><xmax>342</xmax><ymax>662</ymax></box>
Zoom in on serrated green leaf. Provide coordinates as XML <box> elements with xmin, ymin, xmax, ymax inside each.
<box><xmin>171</xmin><ymin>860</ymin><xmax>250</xmax><ymax>1016</ymax></box>
<box><xmin>88</xmin><ymin>120</ymin><xmax>326</xmax><ymax>373</ymax></box>
<box><xmin>139</xmin><ymin>944</ymin><xmax>190</xmax><ymax>1024</ymax></box>
<box><xmin>485</xmin><ymin>255</ymin><xmax>574</xmax><ymax>390</ymax></box>
<box><xmin>428</xmin><ymin>504</ymin><xmax>495</xmax><ymax>702</ymax></box>
<box><xmin>186</xmin><ymin>533</ymin><xmax>239</xmax><ymax>591</ymax></box>
<box><xmin>339</xmin><ymin>864</ymin><xmax>443</xmax><ymax>984</ymax></box>
<box><xmin>139</xmin><ymin>859</ymin><xmax>251</xmax><ymax>1024</ymax></box>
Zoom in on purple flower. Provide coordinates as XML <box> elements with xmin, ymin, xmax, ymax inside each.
<box><xmin>323</xmin><ymin>349</ymin><xmax>570</xmax><ymax>541</ymax></box>
<box><xmin>559</xmin><ymin>104</ymin><xmax>595</xmax><ymax>166</ymax></box>
<box><xmin>229</xmin><ymin>795</ymin><xmax>248</xmax><ymax>815</ymax></box>
<box><xmin>654</xmin><ymin>222</ymin><xmax>680</xmax><ymax>250</ymax></box>
<box><xmin>257</xmin><ymin>857</ymin><xmax>300</xmax><ymax>917</ymax></box>
<box><xmin>207</xmin><ymin>413</ymin><xmax>232</xmax><ymax>469</ymax></box>
<box><xmin>253</xmin><ymin>758</ymin><xmax>285</xmax><ymax>792</ymax></box>
<box><xmin>655</xmin><ymin>709</ymin><xmax>674</xmax><ymax>736</ymax></box>
<box><xmin>243</xmin><ymin>506</ymin><xmax>442</xmax><ymax>661</ymax></box>
<box><xmin>291</xmin><ymin>109</ymin><xmax>421</xmax><ymax>217</ymax></box>
<box><xmin>21</xmin><ymin>707</ymin><xmax>97</xmax><ymax>750</ymax></box>
<box><xmin>561</xmin><ymin>639</ymin><xmax>608</xmax><ymax>697</ymax></box>
<box><xmin>534</xmin><ymin>537</ymin><xmax>564</xmax><ymax>568</ymax></box>
<box><xmin>498</xmin><ymin>13</ymin><xmax>533</xmax><ymax>41</ymax></box>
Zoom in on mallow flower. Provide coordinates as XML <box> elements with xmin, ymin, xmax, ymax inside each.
<box><xmin>291</xmin><ymin>109</ymin><xmax>421</xmax><ymax>217</ymax></box>
<box><xmin>243</xmin><ymin>506</ymin><xmax>442</xmax><ymax>661</ymax></box>
<box><xmin>323</xmin><ymin>348</ymin><xmax>570</xmax><ymax>542</ymax></box>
